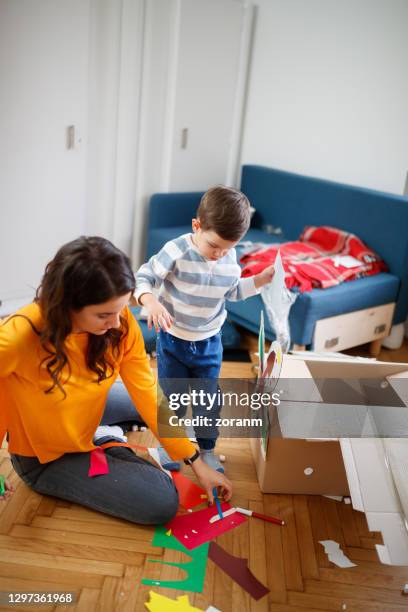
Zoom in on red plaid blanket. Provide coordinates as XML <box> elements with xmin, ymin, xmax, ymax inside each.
<box><xmin>240</xmin><ymin>226</ymin><xmax>387</xmax><ymax>292</ymax></box>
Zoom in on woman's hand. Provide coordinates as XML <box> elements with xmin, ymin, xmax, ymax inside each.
<box><xmin>0</xmin><ymin>477</ymin><xmax>15</xmax><ymax>502</ymax></box>
<box><xmin>254</xmin><ymin>264</ymin><xmax>275</xmax><ymax>289</ymax></box>
<box><xmin>190</xmin><ymin>458</ymin><xmax>232</xmax><ymax>504</ymax></box>
<box><xmin>139</xmin><ymin>293</ymin><xmax>173</xmax><ymax>332</ymax></box>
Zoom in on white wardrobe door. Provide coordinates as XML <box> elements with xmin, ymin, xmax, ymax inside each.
<box><xmin>167</xmin><ymin>0</ymin><xmax>245</xmax><ymax>191</ymax></box>
<box><xmin>0</xmin><ymin>0</ymin><xmax>89</xmax><ymax>301</ymax></box>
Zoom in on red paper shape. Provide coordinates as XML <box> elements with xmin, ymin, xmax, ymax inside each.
<box><xmin>208</xmin><ymin>541</ymin><xmax>269</xmax><ymax>601</ymax></box>
<box><xmin>165</xmin><ymin>502</ymin><xmax>246</xmax><ymax>550</ymax></box>
<box><xmin>88</xmin><ymin>447</ymin><xmax>109</xmax><ymax>477</ymax></box>
<box><xmin>171</xmin><ymin>471</ymin><xmax>206</xmax><ymax>509</ymax></box>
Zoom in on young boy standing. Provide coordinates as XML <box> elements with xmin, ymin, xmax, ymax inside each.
<box><xmin>136</xmin><ymin>186</ymin><xmax>274</xmax><ymax>472</ymax></box>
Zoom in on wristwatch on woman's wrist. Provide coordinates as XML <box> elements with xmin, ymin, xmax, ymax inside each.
<box><xmin>183</xmin><ymin>449</ymin><xmax>200</xmax><ymax>466</ymax></box>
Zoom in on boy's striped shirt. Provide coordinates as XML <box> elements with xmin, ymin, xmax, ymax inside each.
<box><xmin>135</xmin><ymin>234</ymin><xmax>258</xmax><ymax>340</ymax></box>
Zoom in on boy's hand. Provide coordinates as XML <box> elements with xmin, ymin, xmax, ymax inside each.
<box><xmin>0</xmin><ymin>476</ymin><xmax>15</xmax><ymax>502</ymax></box>
<box><xmin>190</xmin><ymin>458</ymin><xmax>232</xmax><ymax>503</ymax></box>
<box><xmin>254</xmin><ymin>264</ymin><xmax>275</xmax><ymax>289</ymax></box>
<box><xmin>139</xmin><ymin>293</ymin><xmax>173</xmax><ymax>332</ymax></box>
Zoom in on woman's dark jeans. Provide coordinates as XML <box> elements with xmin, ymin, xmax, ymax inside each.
<box><xmin>10</xmin><ymin>381</ymin><xmax>179</xmax><ymax>525</ymax></box>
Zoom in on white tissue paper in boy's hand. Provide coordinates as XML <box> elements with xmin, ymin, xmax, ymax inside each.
<box><xmin>260</xmin><ymin>250</ymin><xmax>297</xmax><ymax>353</ymax></box>
<box><xmin>268</xmin><ymin>250</ymin><xmax>286</xmax><ymax>305</ymax></box>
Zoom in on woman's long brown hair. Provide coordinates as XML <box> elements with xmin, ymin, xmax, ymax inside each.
<box><xmin>35</xmin><ymin>236</ymin><xmax>136</xmax><ymax>396</ymax></box>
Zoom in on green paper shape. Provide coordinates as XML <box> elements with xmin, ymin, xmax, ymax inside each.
<box><xmin>0</xmin><ymin>475</ymin><xmax>5</xmax><ymax>496</ymax></box>
<box><xmin>141</xmin><ymin>524</ymin><xmax>209</xmax><ymax>593</ymax></box>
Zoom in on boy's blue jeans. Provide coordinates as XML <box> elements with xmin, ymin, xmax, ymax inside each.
<box><xmin>156</xmin><ymin>330</ymin><xmax>223</xmax><ymax>451</ymax></box>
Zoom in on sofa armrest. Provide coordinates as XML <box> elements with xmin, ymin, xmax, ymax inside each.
<box><xmin>148</xmin><ymin>192</ymin><xmax>204</xmax><ymax>230</ymax></box>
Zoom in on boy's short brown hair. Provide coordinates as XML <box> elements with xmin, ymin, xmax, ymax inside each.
<box><xmin>197</xmin><ymin>186</ymin><xmax>251</xmax><ymax>241</ymax></box>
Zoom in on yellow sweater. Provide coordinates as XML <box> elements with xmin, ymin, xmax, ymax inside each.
<box><xmin>0</xmin><ymin>303</ymin><xmax>195</xmax><ymax>463</ymax></box>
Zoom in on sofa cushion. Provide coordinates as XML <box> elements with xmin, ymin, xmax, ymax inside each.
<box><xmin>226</xmin><ymin>272</ymin><xmax>400</xmax><ymax>347</ymax></box>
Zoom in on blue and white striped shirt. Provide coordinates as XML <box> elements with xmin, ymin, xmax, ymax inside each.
<box><xmin>135</xmin><ymin>234</ymin><xmax>258</xmax><ymax>340</ymax></box>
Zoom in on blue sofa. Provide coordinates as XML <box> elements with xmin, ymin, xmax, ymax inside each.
<box><xmin>145</xmin><ymin>165</ymin><xmax>408</xmax><ymax>348</ymax></box>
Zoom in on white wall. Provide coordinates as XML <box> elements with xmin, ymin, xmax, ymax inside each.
<box><xmin>241</xmin><ymin>0</ymin><xmax>408</xmax><ymax>194</ymax></box>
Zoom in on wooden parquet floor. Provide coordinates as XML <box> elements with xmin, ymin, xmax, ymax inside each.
<box><xmin>1</xmin><ymin>338</ymin><xmax>408</xmax><ymax>611</ymax></box>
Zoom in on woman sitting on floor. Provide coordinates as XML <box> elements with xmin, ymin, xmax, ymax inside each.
<box><xmin>0</xmin><ymin>236</ymin><xmax>231</xmax><ymax>523</ymax></box>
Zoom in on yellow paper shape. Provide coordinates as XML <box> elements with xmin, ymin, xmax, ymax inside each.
<box><xmin>145</xmin><ymin>590</ymin><xmax>203</xmax><ymax>611</ymax></box>
<box><xmin>166</xmin><ymin>529</ymin><xmax>172</xmax><ymax>536</ymax></box>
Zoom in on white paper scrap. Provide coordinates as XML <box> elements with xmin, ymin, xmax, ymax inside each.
<box><xmin>319</xmin><ymin>540</ymin><xmax>356</xmax><ymax>568</ymax></box>
<box><xmin>209</xmin><ymin>507</ymin><xmax>237</xmax><ymax>523</ymax></box>
<box><xmin>323</xmin><ymin>495</ymin><xmax>344</xmax><ymax>502</ymax></box>
<box><xmin>147</xmin><ymin>447</ymin><xmax>172</xmax><ymax>478</ymax></box>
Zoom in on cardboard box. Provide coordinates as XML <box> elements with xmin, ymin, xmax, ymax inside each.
<box><xmin>251</xmin><ymin>354</ymin><xmax>408</xmax><ymax>496</ymax></box>
<box><xmin>251</xmin><ymin>436</ymin><xmax>350</xmax><ymax>495</ymax></box>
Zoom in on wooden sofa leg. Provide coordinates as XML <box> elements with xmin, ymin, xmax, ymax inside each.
<box><xmin>292</xmin><ymin>344</ymin><xmax>306</xmax><ymax>351</ymax></box>
<box><xmin>369</xmin><ymin>339</ymin><xmax>382</xmax><ymax>357</ymax></box>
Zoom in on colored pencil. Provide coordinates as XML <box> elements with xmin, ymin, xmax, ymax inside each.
<box><xmin>235</xmin><ymin>506</ymin><xmax>285</xmax><ymax>526</ymax></box>
<box><xmin>213</xmin><ymin>487</ymin><xmax>224</xmax><ymax>520</ymax></box>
